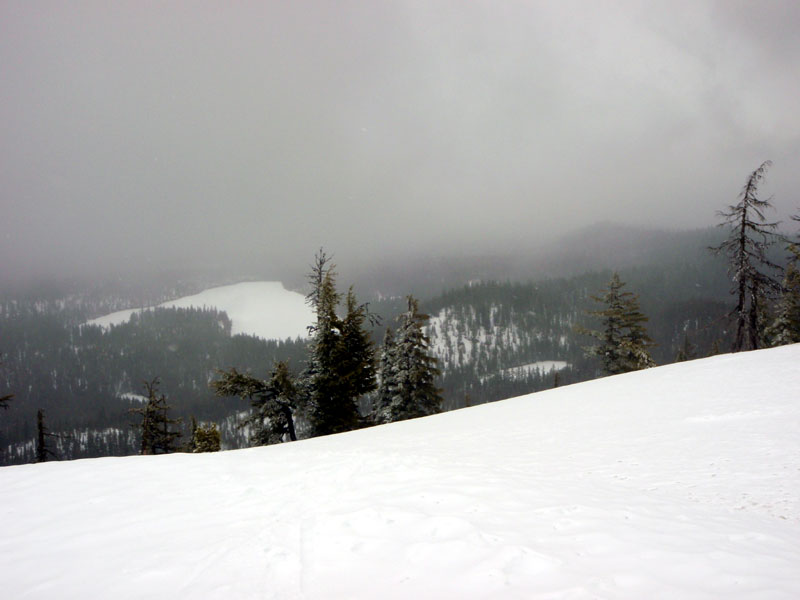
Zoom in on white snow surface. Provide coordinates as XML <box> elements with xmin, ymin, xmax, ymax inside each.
<box><xmin>86</xmin><ymin>281</ymin><xmax>313</xmax><ymax>341</ymax></box>
<box><xmin>2</xmin><ymin>345</ymin><xmax>800</xmax><ymax>599</ymax></box>
<box><xmin>501</xmin><ymin>360</ymin><xmax>569</xmax><ymax>377</ymax></box>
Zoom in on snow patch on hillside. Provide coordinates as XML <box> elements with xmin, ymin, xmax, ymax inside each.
<box><xmin>118</xmin><ymin>393</ymin><xmax>147</xmax><ymax>403</ymax></box>
<box><xmin>86</xmin><ymin>281</ymin><xmax>313</xmax><ymax>341</ymax></box>
<box><xmin>426</xmin><ymin>305</ymin><xmax>568</xmax><ymax>372</ymax></box>
<box><xmin>2</xmin><ymin>345</ymin><xmax>799</xmax><ymax>598</ymax></box>
<box><xmin>500</xmin><ymin>360</ymin><xmax>569</xmax><ymax>377</ymax></box>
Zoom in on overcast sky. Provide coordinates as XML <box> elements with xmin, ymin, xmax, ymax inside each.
<box><xmin>1</xmin><ymin>0</ymin><xmax>798</xmax><ymax>283</ymax></box>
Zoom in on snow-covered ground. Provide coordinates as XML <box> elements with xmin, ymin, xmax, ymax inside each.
<box><xmin>2</xmin><ymin>345</ymin><xmax>799</xmax><ymax>599</ymax></box>
<box><xmin>500</xmin><ymin>360</ymin><xmax>569</xmax><ymax>377</ymax></box>
<box><xmin>85</xmin><ymin>281</ymin><xmax>313</xmax><ymax>340</ymax></box>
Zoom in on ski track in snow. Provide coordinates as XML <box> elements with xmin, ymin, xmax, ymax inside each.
<box><xmin>1</xmin><ymin>345</ymin><xmax>800</xmax><ymax>598</ymax></box>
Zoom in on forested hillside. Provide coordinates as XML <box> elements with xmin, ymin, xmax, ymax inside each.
<box><xmin>0</xmin><ymin>301</ymin><xmax>305</xmax><ymax>464</ymax></box>
<box><xmin>0</xmin><ymin>227</ymin><xmax>766</xmax><ymax>465</ymax></box>
<box><xmin>424</xmin><ymin>260</ymin><xmax>732</xmax><ymax>409</ymax></box>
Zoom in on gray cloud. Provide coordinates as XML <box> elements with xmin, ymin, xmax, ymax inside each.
<box><xmin>1</xmin><ymin>0</ymin><xmax>798</xmax><ymax>283</ymax></box>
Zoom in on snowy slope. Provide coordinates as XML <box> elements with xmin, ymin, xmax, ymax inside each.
<box><xmin>86</xmin><ymin>281</ymin><xmax>313</xmax><ymax>340</ymax></box>
<box><xmin>2</xmin><ymin>345</ymin><xmax>799</xmax><ymax>599</ymax></box>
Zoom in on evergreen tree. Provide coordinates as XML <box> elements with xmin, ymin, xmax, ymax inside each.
<box><xmin>580</xmin><ymin>273</ymin><xmax>655</xmax><ymax>375</ymax></box>
<box><xmin>765</xmin><ymin>245</ymin><xmax>800</xmax><ymax>346</ymax></box>
<box><xmin>213</xmin><ymin>361</ymin><xmax>299</xmax><ymax>445</ymax></box>
<box><xmin>710</xmin><ymin>161</ymin><xmax>784</xmax><ymax>351</ymax></box>
<box><xmin>302</xmin><ymin>251</ymin><xmax>376</xmax><ymax>436</ymax></box>
<box><xmin>372</xmin><ymin>327</ymin><xmax>397</xmax><ymax>424</ymax></box>
<box><xmin>129</xmin><ymin>378</ymin><xmax>182</xmax><ymax>455</ymax></box>
<box><xmin>186</xmin><ymin>416</ymin><xmax>199</xmax><ymax>452</ymax></box>
<box><xmin>382</xmin><ymin>296</ymin><xmax>443</xmax><ymax>422</ymax></box>
<box><xmin>35</xmin><ymin>409</ymin><xmax>58</xmax><ymax>463</ymax></box>
<box><xmin>192</xmin><ymin>422</ymin><xmax>222</xmax><ymax>453</ymax></box>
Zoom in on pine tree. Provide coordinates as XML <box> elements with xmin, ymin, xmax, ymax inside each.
<box><xmin>192</xmin><ymin>422</ymin><xmax>222</xmax><ymax>453</ymax></box>
<box><xmin>213</xmin><ymin>361</ymin><xmax>298</xmax><ymax>445</ymax></box>
<box><xmin>186</xmin><ymin>416</ymin><xmax>199</xmax><ymax>452</ymax></box>
<box><xmin>335</xmin><ymin>287</ymin><xmax>377</xmax><ymax>407</ymax></box>
<box><xmin>185</xmin><ymin>417</ymin><xmax>222</xmax><ymax>453</ymax></box>
<box><xmin>382</xmin><ymin>296</ymin><xmax>443</xmax><ymax>422</ymax></box>
<box><xmin>580</xmin><ymin>273</ymin><xmax>655</xmax><ymax>375</ymax></box>
<box><xmin>710</xmin><ymin>161</ymin><xmax>784</xmax><ymax>351</ymax></box>
<box><xmin>302</xmin><ymin>251</ymin><xmax>375</xmax><ymax>436</ymax></box>
<box><xmin>35</xmin><ymin>409</ymin><xmax>58</xmax><ymax>463</ymax></box>
<box><xmin>765</xmin><ymin>245</ymin><xmax>800</xmax><ymax>346</ymax></box>
<box><xmin>129</xmin><ymin>378</ymin><xmax>182</xmax><ymax>455</ymax></box>
<box><xmin>373</xmin><ymin>327</ymin><xmax>397</xmax><ymax>424</ymax></box>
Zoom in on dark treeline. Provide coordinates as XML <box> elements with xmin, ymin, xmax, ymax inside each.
<box><xmin>0</xmin><ymin>303</ymin><xmax>306</xmax><ymax>464</ymax></box>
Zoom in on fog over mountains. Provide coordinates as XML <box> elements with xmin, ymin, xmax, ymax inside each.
<box><xmin>2</xmin><ymin>2</ymin><xmax>799</xmax><ymax>284</ymax></box>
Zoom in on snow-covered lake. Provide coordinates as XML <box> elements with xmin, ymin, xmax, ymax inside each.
<box><xmin>1</xmin><ymin>345</ymin><xmax>799</xmax><ymax>598</ymax></box>
<box><xmin>85</xmin><ymin>281</ymin><xmax>313</xmax><ymax>341</ymax></box>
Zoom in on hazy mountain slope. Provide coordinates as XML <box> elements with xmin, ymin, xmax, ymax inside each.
<box><xmin>2</xmin><ymin>345</ymin><xmax>798</xmax><ymax>599</ymax></box>
<box><xmin>347</xmin><ymin>225</ymin><xmax>730</xmax><ymax>298</ymax></box>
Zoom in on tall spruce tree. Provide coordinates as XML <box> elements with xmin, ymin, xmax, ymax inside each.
<box><xmin>300</xmin><ymin>250</ymin><xmax>378</xmax><ymax>436</ymax></box>
<box><xmin>335</xmin><ymin>287</ymin><xmax>377</xmax><ymax>407</ymax></box>
<box><xmin>372</xmin><ymin>327</ymin><xmax>398</xmax><ymax>424</ymax></box>
<box><xmin>581</xmin><ymin>273</ymin><xmax>655</xmax><ymax>375</ymax></box>
<box><xmin>379</xmin><ymin>296</ymin><xmax>443</xmax><ymax>423</ymax></box>
<box><xmin>129</xmin><ymin>378</ymin><xmax>182</xmax><ymax>455</ymax></box>
<box><xmin>710</xmin><ymin>160</ymin><xmax>784</xmax><ymax>351</ymax></box>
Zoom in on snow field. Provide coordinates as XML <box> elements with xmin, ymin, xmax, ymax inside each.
<box><xmin>85</xmin><ymin>281</ymin><xmax>313</xmax><ymax>341</ymax></box>
<box><xmin>500</xmin><ymin>360</ymin><xmax>569</xmax><ymax>377</ymax></box>
<box><xmin>1</xmin><ymin>345</ymin><xmax>799</xmax><ymax>599</ymax></box>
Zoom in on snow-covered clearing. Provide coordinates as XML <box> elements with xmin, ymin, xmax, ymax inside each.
<box><xmin>118</xmin><ymin>392</ymin><xmax>147</xmax><ymax>403</ymax></box>
<box><xmin>2</xmin><ymin>345</ymin><xmax>799</xmax><ymax>599</ymax></box>
<box><xmin>85</xmin><ymin>281</ymin><xmax>313</xmax><ymax>341</ymax></box>
<box><xmin>500</xmin><ymin>360</ymin><xmax>569</xmax><ymax>377</ymax></box>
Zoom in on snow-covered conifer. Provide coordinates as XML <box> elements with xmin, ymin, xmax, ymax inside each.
<box><xmin>302</xmin><ymin>251</ymin><xmax>375</xmax><ymax>436</ymax></box>
<box><xmin>372</xmin><ymin>327</ymin><xmax>397</xmax><ymax>425</ymax></box>
<box><xmin>383</xmin><ymin>296</ymin><xmax>443</xmax><ymax>422</ymax></box>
